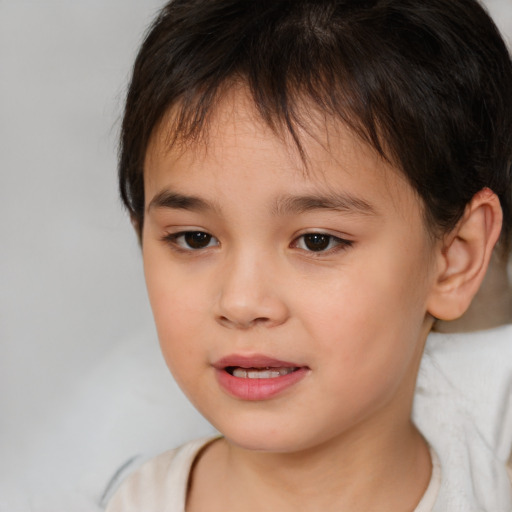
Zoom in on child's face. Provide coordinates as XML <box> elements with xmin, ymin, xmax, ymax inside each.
<box><xmin>142</xmin><ymin>89</ymin><xmax>438</xmax><ymax>453</ymax></box>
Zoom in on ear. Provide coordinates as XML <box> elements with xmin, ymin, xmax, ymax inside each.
<box><xmin>427</xmin><ymin>188</ymin><xmax>503</xmax><ymax>321</ymax></box>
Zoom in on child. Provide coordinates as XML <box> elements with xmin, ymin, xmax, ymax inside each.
<box><xmin>107</xmin><ymin>0</ymin><xmax>512</xmax><ymax>510</ymax></box>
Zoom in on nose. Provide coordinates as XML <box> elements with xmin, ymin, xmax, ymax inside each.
<box><xmin>213</xmin><ymin>253</ymin><xmax>290</xmax><ymax>329</ymax></box>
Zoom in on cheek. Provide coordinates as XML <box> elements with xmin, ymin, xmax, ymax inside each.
<box><xmin>299</xmin><ymin>244</ymin><xmax>430</xmax><ymax>396</ymax></box>
<box><xmin>143</xmin><ymin>250</ymin><xmax>208</xmax><ymax>378</ymax></box>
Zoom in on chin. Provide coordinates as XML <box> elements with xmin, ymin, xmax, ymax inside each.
<box><xmin>225</xmin><ymin>432</ymin><xmax>307</xmax><ymax>453</ymax></box>
<box><xmin>208</xmin><ymin>415</ymin><xmax>327</xmax><ymax>454</ymax></box>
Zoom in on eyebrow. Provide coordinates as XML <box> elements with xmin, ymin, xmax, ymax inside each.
<box><xmin>147</xmin><ymin>189</ymin><xmax>377</xmax><ymax>217</ymax></box>
<box><xmin>271</xmin><ymin>193</ymin><xmax>378</xmax><ymax>216</ymax></box>
<box><xmin>147</xmin><ymin>190</ymin><xmax>219</xmax><ymax>214</ymax></box>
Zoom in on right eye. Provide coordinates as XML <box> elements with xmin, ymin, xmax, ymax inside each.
<box><xmin>163</xmin><ymin>231</ymin><xmax>219</xmax><ymax>250</ymax></box>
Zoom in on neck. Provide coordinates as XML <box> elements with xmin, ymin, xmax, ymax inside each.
<box><xmin>189</xmin><ymin>410</ymin><xmax>431</xmax><ymax>512</ymax></box>
<box><xmin>229</xmin><ymin>423</ymin><xmax>429</xmax><ymax>511</ymax></box>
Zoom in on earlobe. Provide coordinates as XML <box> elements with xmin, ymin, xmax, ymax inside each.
<box><xmin>427</xmin><ymin>188</ymin><xmax>503</xmax><ymax>321</ymax></box>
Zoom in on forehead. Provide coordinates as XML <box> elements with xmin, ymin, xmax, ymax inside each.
<box><xmin>144</xmin><ymin>87</ymin><xmax>424</xmax><ymax>222</ymax></box>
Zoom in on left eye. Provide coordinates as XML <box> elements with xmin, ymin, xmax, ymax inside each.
<box><xmin>165</xmin><ymin>231</ymin><xmax>219</xmax><ymax>250</ymax></box>
<box><xmin>294</xmin><ymin>233</ymin><xmax>349</xmax><ymax>252</ymax></box>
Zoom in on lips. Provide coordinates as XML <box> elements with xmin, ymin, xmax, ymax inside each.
<box><xmin>213</xmin><ymin>354</ymin><xmax>309</xmax><ymax>400</ymax></box>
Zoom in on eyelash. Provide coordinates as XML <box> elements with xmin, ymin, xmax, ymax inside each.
<box><xmin>161</xmin><ymin>231</ymin><xmax>219</xmax><ymax>252</ymax></box>
<box><xmin>161</xmin><ymin>231</ymin><xmax>353</xmax><ymax>255</ymax></box>
<box><xmin>291</xmin><ymin>233</ymin><xmax>353</xmax><ymax>254</ymax></box>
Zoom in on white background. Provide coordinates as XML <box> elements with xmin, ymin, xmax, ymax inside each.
<box><xmin>0</xmin><ymin>1</ymin><xmax>511</xmax><ymax>510</ymax></box>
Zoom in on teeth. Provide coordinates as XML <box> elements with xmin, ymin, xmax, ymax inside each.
<box><xmin>231</xmin><ymin>367</ymin><xmax>296</xmax><ymax>379</ymax></box>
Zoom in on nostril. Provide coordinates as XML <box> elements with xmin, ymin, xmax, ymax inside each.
<box><xmin>217</xmin><ymin>314</ymin><xmax>271</xmax><ymax>329</ymax></box>
<box><xmin>253</xmin><ymin>316</ymin><xmax>271</xmax><ymax>324</ymax></box>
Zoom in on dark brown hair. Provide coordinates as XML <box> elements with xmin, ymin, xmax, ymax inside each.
<box><xmin>119</xmin><ymin>0</ymin><xmax>512</xmax><ymax>252</ymax></box>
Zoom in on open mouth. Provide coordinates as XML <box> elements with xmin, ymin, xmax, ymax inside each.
<box><xmin>215</xmin><ymin>357</ymin><xmax>309</xmax><ymax>399</ymax></box>
<box><xmin>225</xmin><ymin>366</ymin><xmax>299</xmax><ymax>379</ymax></box>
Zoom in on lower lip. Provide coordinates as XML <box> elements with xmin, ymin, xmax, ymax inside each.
<box><xmin>215</xmin><ymin>367</ymin><xmax>309</xmax><ymax>401</ymax></box>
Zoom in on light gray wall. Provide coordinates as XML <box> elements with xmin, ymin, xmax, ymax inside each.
<box><xmin>1</xmin><ymin>0</ymin><xmax>153</xmax><ymax>438</ymax></box>
<box><xmin>0</xmin><ymin>0</ymin><xmax>511</xmax><ymax>509</ymax></box>
<box><xmin>0</xmin><ymin>0</ymin><xmax>156</xmax><ymax>436</ymax></box>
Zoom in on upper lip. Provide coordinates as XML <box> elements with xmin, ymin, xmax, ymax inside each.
<box><xmin>213</xmin><ymin>354</ymin><xmax>305</xmax><ymax>369</ymax></box>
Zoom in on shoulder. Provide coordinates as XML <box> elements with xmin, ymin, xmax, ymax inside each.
<box><xmin>105</xmin><ymin>436</ymin><xmax>219</xmax><ymax>512</ymax></box>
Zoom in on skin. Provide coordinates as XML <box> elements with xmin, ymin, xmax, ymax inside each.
<box><xmin>140</xmin><ymin>88</ymin><xmax>478</xmax><ymax>511</ymax></box>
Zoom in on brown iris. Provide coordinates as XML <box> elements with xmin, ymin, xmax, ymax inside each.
<box><xmin>184</xmin><ymin>232</ymin><xmax>213</xmax><ymax>249</ymax></box>
<box><xmin>302</xmin><ymin>234</ymin><xmax>331</xmax><ymax>251</ymax></box>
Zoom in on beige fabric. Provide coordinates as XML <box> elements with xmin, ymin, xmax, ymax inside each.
<box><xmin>106</xmin><ymin>437</ymin><xmax>218</xmax><ymax>512</ymax></box>
<box><xmin>415</xmin><ymin>449</ymin><xmax>442</xmax><ymax>512</ymax></box>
